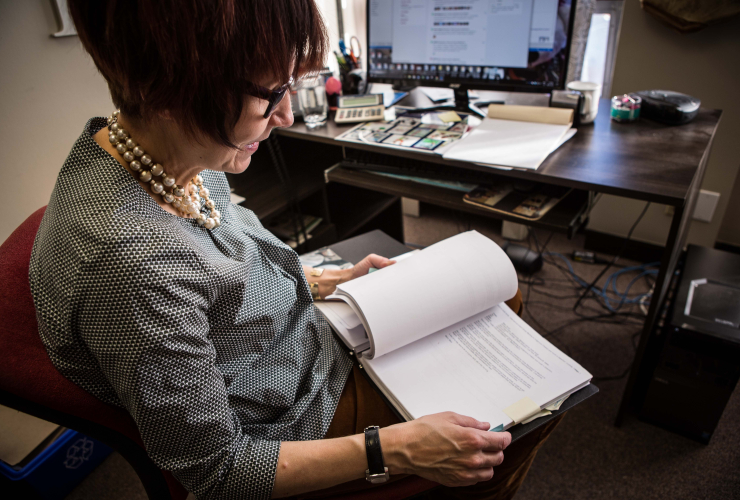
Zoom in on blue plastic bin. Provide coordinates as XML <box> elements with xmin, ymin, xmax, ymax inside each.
<box><xmin>0</xmin><ymin>429</ymin><xmax>112</xmax><ymax>499</ymax></box>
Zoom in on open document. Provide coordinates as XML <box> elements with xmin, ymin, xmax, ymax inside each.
<box><xmin>323</xmin><ymin>231</ymin><xmax>592</xmax><ymax>431</ymax></box>
<box><xmin>443</xmin><ymin>105</ymin><xmax>575</xmax><ymax>170</ymax></box>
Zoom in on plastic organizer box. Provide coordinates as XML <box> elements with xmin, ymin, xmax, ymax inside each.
<box><xmin>0</xmin><ymin>429</ymin><xmax>112</xmax><ymax>499</ymax></box>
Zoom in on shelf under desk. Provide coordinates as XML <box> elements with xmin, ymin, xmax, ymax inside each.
<box><xmin>326</xmin><ymin>164</ymin><xmax>590</xmax><ymax>237</ymax></box>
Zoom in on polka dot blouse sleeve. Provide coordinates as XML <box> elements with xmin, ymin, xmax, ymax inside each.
<box><xmin>76</xmin><ymin>237</ymin><xmax>280</xmax><ymax>499</ymax></box>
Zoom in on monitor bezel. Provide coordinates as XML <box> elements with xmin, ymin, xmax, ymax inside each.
<box><xmin>365</xmin><ymin>0</ymin><xmax>579</xmax><ymax>95</ymax></box>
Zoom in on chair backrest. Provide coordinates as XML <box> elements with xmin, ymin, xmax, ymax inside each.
<box><xmin>0</xmin><ymin>207</ymin><xmax>187</xmax><ymax>500</ymax></box>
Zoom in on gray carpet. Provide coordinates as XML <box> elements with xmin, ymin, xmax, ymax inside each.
<box><xmin>65</xmin><ymin>205</ymin><xmax>740</xmax><ymax>499</ymax></box>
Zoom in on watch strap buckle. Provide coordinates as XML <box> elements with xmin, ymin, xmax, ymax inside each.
<box><xmin>365</xmin><ymin>467</ymin><xmax>390</xmax><ymax>484</ymax></box>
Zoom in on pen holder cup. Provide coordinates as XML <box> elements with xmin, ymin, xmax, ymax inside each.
<box><xmin>340</xmin><ymin>69</ymin><xmax>366</xmax><ymax>95</ymax></box>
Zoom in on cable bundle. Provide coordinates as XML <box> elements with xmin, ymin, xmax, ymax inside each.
<box><xmin>546</xmin><ymin>253</ymin><xmax>659</xmax><ymax>313</ymax></box>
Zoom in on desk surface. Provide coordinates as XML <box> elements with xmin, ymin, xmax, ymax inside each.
<box><xmin>278</xmin><ymin>98</ymin><xmax>722</xmax><ymax>206</ymax></box>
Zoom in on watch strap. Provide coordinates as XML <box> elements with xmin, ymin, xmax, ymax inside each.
<box><xmin>364</xmin><ymin>426</ymin><xmax>388</xmax><ymax>483</ymax></box>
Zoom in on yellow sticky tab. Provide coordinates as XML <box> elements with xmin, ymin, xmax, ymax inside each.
<box><xmin>438</xmin><ymin>111</ymin><xmax>462</xmax><ymax>123</ymax></box>
<box><xmin>521</xmin><ymin>409</ymin><xmax>551</xmax><ymax>425</ymax></box>
<box><xmin>503</xmin><ymin>397</ymin><xmax>541</xmax><ymax>425</ymax></box>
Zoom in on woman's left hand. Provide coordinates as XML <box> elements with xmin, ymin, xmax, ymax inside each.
<box><xmin>350</xmin><ymin>253</ymin><xmax>395</xmax><ymax>280</ymax></box>
<box><xmin>307</xmin><ymin>254</ymin><xmax>395</xmax><ymax>299</ymax></box>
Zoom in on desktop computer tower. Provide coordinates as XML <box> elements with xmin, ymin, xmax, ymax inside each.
<box><xmin>639</xmin><ymin>245</ymin><xmax>740</xmax><ymax>444</ymax></box>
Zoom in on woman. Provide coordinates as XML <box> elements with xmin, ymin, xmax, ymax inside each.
<box><xmin>29</xmin><ymin>1</ymin><xmax>559</xmax><ymax>499</ymax></box>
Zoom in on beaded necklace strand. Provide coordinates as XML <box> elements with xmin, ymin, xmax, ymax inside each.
<box><xmin>107</xmin><ymin>110</ymin><xmax>221</xmax><ymax>229</ymax></box>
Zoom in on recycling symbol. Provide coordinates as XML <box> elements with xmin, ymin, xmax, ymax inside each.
<box><xmin>64</xmin><ymin>437</ymin><xmax>94</xmax><ymax>469</ymax></box>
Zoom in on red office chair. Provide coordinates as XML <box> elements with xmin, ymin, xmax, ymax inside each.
<box><xmin>0</xmin><ymin>207</ymin><xmax>187</xmax><ymax>500</ymax></box>
<box><xmin>0</xmin><ymin>207</ymin><xmax>443</xmax><ymax>500</ymax></box>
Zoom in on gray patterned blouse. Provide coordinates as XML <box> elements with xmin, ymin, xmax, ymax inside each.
<box><xmin>29</xmin><ymin>118</ymin><xmax>352</xmax><ymax>499</ymax></box>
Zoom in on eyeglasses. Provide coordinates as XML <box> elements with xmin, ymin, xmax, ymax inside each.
<box><xmin>245</xmin><ymin>76</ymin><xmax>294</xmax><ymax>119</ymax></box>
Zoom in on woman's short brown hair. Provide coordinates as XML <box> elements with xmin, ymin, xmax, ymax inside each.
<box><xmin>69</xmin><ymin>0</ymin><xmax>328</xmax><ymax>147</ymax></box>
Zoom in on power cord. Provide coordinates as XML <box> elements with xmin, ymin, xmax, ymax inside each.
<box><xmin>547</xmin><ymin>253</ymin><xmax>659</xmax><ymax>313</ymax></box>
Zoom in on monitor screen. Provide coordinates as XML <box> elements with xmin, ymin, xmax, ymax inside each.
<box><xmin>367</xmin><ymin>0</ymin><xmax>576</xmax><ymax>92</ymax></box>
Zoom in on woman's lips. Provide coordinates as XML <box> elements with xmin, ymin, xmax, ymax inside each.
<box><xmin>245</xmin><ymin>142</ymin><xmax>259</xmax><ymax>151</ymax></box>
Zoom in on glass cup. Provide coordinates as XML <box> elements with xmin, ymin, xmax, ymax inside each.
<box><xmin>297</xmin><ymin>77</ymin><xmax>328</xmax><ymax>129</ymax></box>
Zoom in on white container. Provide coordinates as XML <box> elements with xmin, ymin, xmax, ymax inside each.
<box><xmin>567</xmin><ymin>81</ymin><xmax>601</xmax><ymax>124</ymax></box>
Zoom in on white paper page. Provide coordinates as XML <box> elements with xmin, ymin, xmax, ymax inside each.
<box><xmin>443</xmin><ymin>118</ymin><xmax>572</xmax><ymax>169</ymax></box>
<box><xmin>229</xmin><ymin>192</ymin><xmax>246</xmax><ymax>204</ymax></box>
<box><xmin>419</xmin><ymin>87</ymin><xmax>479</xmax><ymax>102</ymax></box>
<box><xmin>420</xmin><ymin>87</ymin><xmax>454</xmax><ymax>102</ymax></box>
<box><xmin>472</xmin><ymin>127</ymin><xmax>577</xmax><ymax>171</ymax></box>
<box><xmin>314</xmin><ymin>302</ymin><xmax>368</xmax><ymax>351</ymax></box>
<box><xmin>362</xmin><ymin>304</ymin><xmax>592</xmax><ymax>429</ymax></box>
<box><xmin>472</xmin><ymin>128</ymin><xmax>577</xmax><ymax>171</ymax></box>
<box><xmin>333</xmin><ymin>231</ymin><xmax>517</xmax><ymax>359</ymax></box>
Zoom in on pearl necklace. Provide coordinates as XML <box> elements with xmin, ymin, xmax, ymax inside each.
<box><xmin>106</xmin><ymin>110</ymin><xmax>221</xmax><ymax>229</ymax></box>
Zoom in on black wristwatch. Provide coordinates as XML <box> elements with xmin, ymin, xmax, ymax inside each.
<box><xmin>364</xmin><ymin>426</ymin><xmax>390</xmax><ymax>483</ymax></box>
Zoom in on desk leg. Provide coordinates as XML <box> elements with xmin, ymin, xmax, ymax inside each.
<box><xmin>615</xmin><ymin>155</ymin><xmax>709</xmax><ymax>427</ymax></box>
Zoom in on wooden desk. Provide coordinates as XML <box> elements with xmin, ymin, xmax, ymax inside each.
<box><xmin>274</xmin><ymin>96</ymin><xmax>722</xmax><ymax>426</ymax></box>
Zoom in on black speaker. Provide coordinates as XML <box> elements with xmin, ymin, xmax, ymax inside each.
<box><xmin>639</xmin><ymin>245</ymin><xmax>740</xmax><ymax>444</ymax></box>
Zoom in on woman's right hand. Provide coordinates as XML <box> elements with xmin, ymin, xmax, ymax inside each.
<box><xmin>380</xmin><ymin>412</ymin><xmax>511</xmax><ymax>487</ymax></box>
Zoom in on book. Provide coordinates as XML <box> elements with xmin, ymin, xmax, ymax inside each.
<box><xmin>442</xmin><ymin>105</ymin><xmax>575</xmax><ymax>170</ymax></box>
<box><xmin>320</xmin><ymin>231</ymin><xmax>593</xmax><ymax>432</ymax></box>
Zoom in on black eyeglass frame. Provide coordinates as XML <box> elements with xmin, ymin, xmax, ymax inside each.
<box><xmin>245</xmin><ymin>76</ymin><xmax>294</xmax><ymax>119</ymax></box>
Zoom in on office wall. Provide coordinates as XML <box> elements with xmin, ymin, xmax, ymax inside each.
<box><xmin>586</xmin><ymin>0</ymin><xmax>740</xmax><ymax>248</ymax></box>
<box><xmin>0</xmin><ymin>0</ymin><xmax>352</xmax><ymax>245</ymax></box>
<box><xmin>319</xmin><ymin>0</ymin><xmax>367</xmax><ymax>73</ymax></box>
<box><xmin>0</xmin><ymin>0</ymin><xmax>113</xmax><ymax>244</ymax></box>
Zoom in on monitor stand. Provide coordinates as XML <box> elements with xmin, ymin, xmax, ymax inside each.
<box><xmin>401</xmin><ymin>87</ymin><xmax>504</xmax><ymax>118</ymax></box>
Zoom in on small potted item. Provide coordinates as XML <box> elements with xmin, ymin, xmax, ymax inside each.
<box><xmin>610</xmin><ymin>94</ymin><xmax>642</xmax><ymax>123</ymax></box>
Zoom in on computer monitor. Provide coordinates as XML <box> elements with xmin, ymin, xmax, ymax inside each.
<box><xmin>367</xmin><ymin>0</ymin><xmax>578</xmax><ymax>113</ymax></box>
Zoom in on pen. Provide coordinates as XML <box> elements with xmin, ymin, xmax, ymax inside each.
<box><xmin>334</xmin><ymin>51</ymin><xmax>350</xmax><ymax>72</ymax></box>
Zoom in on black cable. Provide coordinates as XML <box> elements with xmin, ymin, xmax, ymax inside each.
<box><xmin>520</xmin><ymin>230</ymin><xmax>558</xmax><ymax>344</ymax></box>
<box><xmin>572</xmin><ymin>202</ymin><xmax>651</xmax><ymax>314</ymax></box>
<box><xmin>513</xmin><ymin>229</ymin><xmax>650</xmax><ymax>364</ymax></box>
<box><xmin>530</xmin><ymin>230</ymin><xmax>554</xmax><ymax>257</ymax></box>
<box><xmin>529</xmin><ymin>288</ymin><xmax>585</xmax><ymax>300</ymax></box>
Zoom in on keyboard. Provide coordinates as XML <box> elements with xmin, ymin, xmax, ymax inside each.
<box><xmin>339</xmin><ymin>153</ymin><xmax>503</xmax><ymax>186</ymax></box>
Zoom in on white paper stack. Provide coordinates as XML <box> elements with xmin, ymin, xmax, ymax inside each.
<box><xmin>443</xmin><ymin>105</ymin><xmax>575</xmax><ymax>170</ymax></box>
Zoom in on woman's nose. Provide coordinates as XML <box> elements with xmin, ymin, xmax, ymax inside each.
<box><xmin>270</xmin><ymin>95</ymin><xmax>294</xmax><ymax>129</ymax></box>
